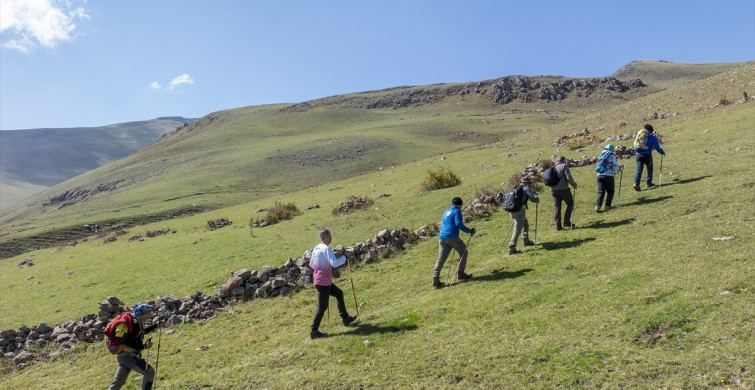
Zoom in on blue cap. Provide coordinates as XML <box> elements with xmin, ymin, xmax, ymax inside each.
<box><xmin>604</xmin><ymin>144</ymin><xmax>615</xmax><ymax>151</ymax></box>
<box><xmin>132</xmin><ymin>303</ymin><xmax>152</xmax><ymax>317</ymax></box>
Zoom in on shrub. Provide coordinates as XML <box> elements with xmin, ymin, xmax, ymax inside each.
<box><xmin>250</xmin><ymin>202</ymin><xmax>300</xmax><ymax>228</ymax></box>
<box><xmin>419</xmin><ymin>167</ymin><xmax>462</xmax><ymax>192</ymax></box>
<box><xmin>564</xmin><ymin>133</ymin><xmax>601</xmax><ymax>150</ymax></box>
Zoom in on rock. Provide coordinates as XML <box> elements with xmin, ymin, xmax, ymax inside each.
<box><xmin>35</xmin><ymin>323</ymin><xmax>53</xmax><ymax>334</ymax></box>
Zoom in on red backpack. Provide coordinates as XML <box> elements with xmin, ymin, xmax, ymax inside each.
<box><xmin>103</xmin><ymin>312</ymin><xmax>135</xmax><ymax>354</ymax></box>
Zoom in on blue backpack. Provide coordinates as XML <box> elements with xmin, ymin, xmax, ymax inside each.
<box><xmin>595</xmin><ymin>151</ymin><xmax>612</xmax><ymax>174</ymax></box>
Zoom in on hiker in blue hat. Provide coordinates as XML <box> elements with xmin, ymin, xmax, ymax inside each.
<box><xmin>106</xmin><ymin>303</ymin><xmax>161</xmax><ymax>390</ymax></box>
<box><xmin>595</xmin><ymin>144</ymin><xmax>623</xmax><ymax>212</ymax></box>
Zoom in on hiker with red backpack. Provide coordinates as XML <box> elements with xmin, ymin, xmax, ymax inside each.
<box><xmin>633</xmin><ymin>124</ymin><xmax>665</xmax><ymax>191</ymax></box>
<box><xmin>504</xmin><ymin>176</ymin><xmax>539</xmax><ymax>255</ymax></box>
<box><xmin>106</xmin><ymin>303</ymin><xmax>162</xmax><ymax>390</ymax></box>
<box><xmin>595</xmin><ymin>144</ymin><xmax>623</xmax><ymax>212</ymax></box>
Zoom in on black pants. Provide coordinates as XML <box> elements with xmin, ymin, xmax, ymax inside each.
<box><xmin>596</xmin><ymin>175</ymin><xmax>615</xmax><ymax>208</ymax></box>
<box><xmin>551</xmin><ymin>189</ymin><xmax>574</xmax><ymax>228</ymax></box>
<box><xmin>311</xmin><ymin>284</ymin><xmax>348</xmax><ymax>332</ymax></box>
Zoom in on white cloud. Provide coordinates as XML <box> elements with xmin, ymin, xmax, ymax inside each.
<box><xmin>0</xmin><ymin>0</ymin><xmax>89</xmax><ymax>53</ymax></box>
<box><xmin>168</xmin><ymin>74</ymin><xmax>194</xmax><ymax>90</ymax></box>
<box><xmin>149</xmin><ymin>81</ymin><xmax>162</xmax><ymax>90</ymax></box>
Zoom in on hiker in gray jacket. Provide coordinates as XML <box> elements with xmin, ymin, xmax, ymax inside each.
<box><xmin>550</xmin><ymin>156</ymin><xmax>578</xmax><ymax>230</ymax></box>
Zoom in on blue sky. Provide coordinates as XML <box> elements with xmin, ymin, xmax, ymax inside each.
<box><xmin>1</xmin><ymin>0</ymin><xmax>753</xmax><ymax>130</ymax></box>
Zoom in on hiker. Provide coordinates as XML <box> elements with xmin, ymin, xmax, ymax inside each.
<box><xmin>550</xmin><ymin>156</ymin><xmax>579</xmax><ymax>230</ymax></box>
<box><xmin>107</xmin><ymin>304</ymin><xmax>161</xmax><ymax>390</ymax></box>
<box><xmin>595</xmin><ymin>144</ymin><xmax>623</xmax><ymax>212</ymax></box>
<box><xmin>507</xmin><ymin>177</ymin><xmax>539</xmax><ymax>254</ymax></box>
<box><xmin>633</xmin><ymin>124</ymin><xmax>665</xmax><ymax>191</ymax></box>
<box><xmin>309</xmin><ymin>229</ymin><xmax>358</xmax><ymax>339</ymax></box>
<box><xmin>432</xmin><ymin>197</ymin><xmax>476</xmax><ymax>287</ymax></box>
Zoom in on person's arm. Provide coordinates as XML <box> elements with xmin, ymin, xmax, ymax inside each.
<box><xmin>454</xmin><ymin>208</ymin><xmax>473</xmax><ymax>234</ymax></box>
<box><xmin>564</xmin><ymin>167</ymin><xmax>578</xmax><ymax>188</ymax></box>
<box><xmin>609</xmin><ymin>154</ymin><xmax>622</xmax><ymax>171</ymax></box>
<box><xmin>525</xmin><ymin>186</ymin><xmax>539</xmax><ymax>203</ymax></box>
<box><xmin>652</xmin><ymin>136</ymin><xmax>665</xmax><ymax>155</ymax></box>
<box><xmin>326</xmin><ymin>246</ymin><xmax>346</xmax><ymax>268</ymax></box>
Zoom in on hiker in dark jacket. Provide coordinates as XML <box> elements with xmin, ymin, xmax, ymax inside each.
<box><xmin>634</xmin><ymin>124</ymin><xmax>665</xmax><ymax>191</ymax></box>
<box><xmin>595</xmin><ymin>144</ymin><xmax>623</xmax><ymax>212</ymax></box>
<box><xmin>507</xmin><ymin>176</ymin><xmax>539</xmax><ymax>255</ymax></box>
<box><xmin>108</xmin><ymin>304</ymin><xmax>160</xmax><ymax>390</ymax></box>
<box><xmin>432</xmin><ymin>197</ymin><xmax>476</xmax><ymax>287</ymax></box>
<box><xmin>550</xmin><ymin>156</ymin><xmax>578</xmax><ymax>230</ymax></box>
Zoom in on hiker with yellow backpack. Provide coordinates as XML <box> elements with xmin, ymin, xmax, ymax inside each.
<box><xmin>633</xmin><ymin>124</ymin><xmax>665</xmax><ymax>191</ymax></box>
<box><xmin>105</xmin><ymin>303</ymin><xmax>162</xmax><ymax>390</ymax></box>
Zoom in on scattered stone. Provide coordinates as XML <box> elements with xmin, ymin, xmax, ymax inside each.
<box><xmin>712</xmin><ymin>236</ymin><xmax>735</xmax><ymax>241</ymax></box>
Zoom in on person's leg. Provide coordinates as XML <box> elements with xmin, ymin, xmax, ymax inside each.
<box><xmin>509</xmin><ymin>212</ymin><xmax>523</xmax><ymax>247</ymax></box>
<box><xmin>645</xmin><ymin>155</ymin><xmax>655</xmax><ymax>186</ymax></box>
<box><xmin>634</xmin><ymin>155</ymin><xmax>644</xmax><ymax>189</ymax></box>
<box><xmin>446</xmin><ymin>237</ymin><xmax>468</xmax><ymax>274</ymax></box>
<box><xmin>521</xmin><ymin>215</ymin><xmax>530</xmax><ymax>240</ymax></box>
<box><xmin>432</xmin><ymin>240</ymin><xmax>452</xmax><ymax>278</ymax></box>
<box><xmin>108</xmin><ymin>362</ymin><xmax>131</xmax><ymax>390</ymax></box>
<box><xmin>604</xmin><ymin>176</ymin><xmax>615</xmax><ymax>208</ymax></box>
<box><xmin>311</xmin><ymin>285</ymin><xmax>330</xmax><ymax>333</ymax></box>
<box><xmin>596</xmin><ymin>176</ymin><xmax>606</xmax><ymax>209</ymax></box>
<box><xmin>551</xmin><ymin>192</ymin><xmax>562</xmax><ymax>229</ymax></box>
<box><xmin>114</xmin><ymin>352</ymin><xmax>155</xmax><ymax>390</ymax></box>
<box><xmin>329</xmin><ymin>283</ymin><xmax>349</xmax><ymax>319</ymax></box>
<box><xmin>562</xmin><ymin>189</ymin><xmax>575</xmax><ymax>226</ymax></box>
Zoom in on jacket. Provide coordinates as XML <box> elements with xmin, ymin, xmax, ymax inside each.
<box><xmin>309</xmin><ymin>242</ymin><xmax>346</xmax><ymax>286</ymax></box>
<box><xmin>636</xmin><ymin>133</ymin><xmax>665</xmax><ymax>156</ymax></box>
<box><xmin>438</xmin><ymin>206</ymin><xmax>472</xmax><ymax>239</ymax></box>
<box><xmin>596</xmin><ymin>151</ymin><xmax>623</xmax><ymax>177</ymax></box>
<box><xmin>550</xmin><ymin>163</ymin><xmax>578</xmax><ymax>191</ymax></box>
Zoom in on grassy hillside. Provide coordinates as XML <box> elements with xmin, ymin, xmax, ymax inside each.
<box><xmin>0</xmin><ymin>62</ymin><xmax>753</xmax><ymax>388</ymax></box>
<box><xmin>0</xmin><ymin>117</ymin><xmax>192</xmax><ymax>210</ymax></box>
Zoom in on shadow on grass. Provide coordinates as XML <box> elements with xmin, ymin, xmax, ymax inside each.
<box><xmin>658</xmin><ymin>175</ymin><xmax>712</xmax><ymax>188</ymax></box>
<box><xmin>540</xmin><ymin>237</ymin><xmax>596</xmax><ymax>251</ymax></box>
<box><xmin>340</xmin><ymin>322</ymin><xmax>418</xmax><ymax>336</ymax></box>
<box><xmin>468</xmin><ymin>268</ymin><xmax>533</xmax><ymax>282</ymax></box>
<box><xmin>622</xmin><ymin>195</ymin><xmax>673</xmax><ymax>207</ymax></box>
<box><xmin>583</xmin><ymin>218</ymin><xmax>635</xmax><ymax>229</ymax></box>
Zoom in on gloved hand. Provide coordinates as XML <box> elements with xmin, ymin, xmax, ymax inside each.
<box><xmin>471</xmin><ymin>228</ymin><xmax>476</xmax><ymax>236</ymax></box>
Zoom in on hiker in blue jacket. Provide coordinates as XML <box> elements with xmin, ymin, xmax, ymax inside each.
<box><xmin>595</xmin><ymin>144</ymin><xmax>623</xmax><ymax>212</ymax></box>
<box><xmin>432</xmin><ymin>197</ymin><xmax>475</xmax><ymax>288</ymax></box>
<box><xmin>634</xmin><ymin>124</ymin><xmax>665</xmax><ymax>191</ymax></box>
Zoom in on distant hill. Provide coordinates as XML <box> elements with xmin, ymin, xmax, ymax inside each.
<box><xmin>612</xmin><ymin>60</ymin><xmax>749</xmax><ymax>88</ymax></box>
<box><xmin>0</xmin><ymin>117</ymin><xmax>193</xmax><ymax>209</ymax></box>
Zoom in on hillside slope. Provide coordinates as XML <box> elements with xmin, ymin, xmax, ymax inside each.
<box><xmin>0</xmin><ymin>70</ymin><xmax>752</xmax><ymax>388</ymax></box>
<box><xmin>0</xmin><ymin>117</ymin><xmax>192</xmax><ymax>210</ymax></box>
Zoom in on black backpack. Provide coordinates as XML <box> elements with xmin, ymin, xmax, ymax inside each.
<box><xmin>502</xmin><ymin>185</ymin><xmax>525</xmax><ymax>212</ymax></box>
<box><xmin>542</xmin><ymin>165</ymin><xmax>561</xmax><ymax>187</ymax></box>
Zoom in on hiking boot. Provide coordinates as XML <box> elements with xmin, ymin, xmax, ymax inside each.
<box><xmin>508</xmin><ymin>245</ymin><xmax>522</xmax><ymax>255</ymax></box>
<box><xmin>310</xmin><ymin>330</ymin><xmax>328</xmax><ymax>339</ymax></box>
<box><xmin>522</xmin><ymin>238</ymin><xmax>535</xmax><ymax>246</ymax></box>
<box><xmin>633</xmin><ymin>184</ymin><xmax>641</xmax><ymax>191</ymax></box>
<box><xmin>595</xmin><ymin>206</ymin><xmax>602</xmax><ymax>213</ymax></box>
<box><xmin>433</xmin><ymin>277</ymin><xmax>445</xmax><ymax>288</ymax></box>
<box><xmin>604</xmin><ymin>205</ymin><xmax>611</xmax><ymax>212</ymax></box>
<box><xmin>457</xmin><ymin>271</ymin><xmax>473</xmax><ymax>280</ymax></box>
<box><xmin>556</xmin><ymin>224</ymin><xmax>563</xmax><ymax>231</ymax></box>
<box><xmin>343</xmin><ymin>315</ymin><xmax>358</xmax><ymax>327</ymax></box>
<box><xmin>646</xmin><ymin>183</ymin><xmax>657</xmax><ymax>189</ymax></box>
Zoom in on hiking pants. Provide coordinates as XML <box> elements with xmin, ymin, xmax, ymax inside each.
<box><xmin>551</xmin><ymin>189</ymin><xmax>574</xmax><ymax>228</ymax></box>
<box><xmin>596</xmin><ymin>175</ymin><xmax>615</xmax><ymax>208</ymax></box>
<box><xmin>634</xmin><ymin>154</ymin><xmax>654</xmax><ymax>186</ymax></box>
<box><xmin>432</xmin><ymin>237</ymin><xmax>468</xmax><ymax>278</ymax></box>
<box><xmin>108</xmin><ymin>352</ymin><xmax>155</xmax><ymax>390</ymax></box>
<box><xmin>311</xmin><ymin>283</ymin><xmax>348</xmax><ymax>332</ymax></box>
<box><xmin>508</xmin><ymin>209</ymin><xmax>529</xmax><ymax>246</ymax></box>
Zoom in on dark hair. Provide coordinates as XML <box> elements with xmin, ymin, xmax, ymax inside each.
<box><xmin>557</xmin><ymin>156</ymin><xmax>567</xmax><ymax>164</ymax></box>
<box><xmin>644</xmin><ymin>124</ymin><xmax>654</xmax><ymax>132</ymax></box>
<box><xmin>451</xmin><ymin>197</ymin><xmax>463</xmax><ymax>206</ymax></box>
<box><xmin>319</xmin><ymin>229</ymin><xmax>331</xmax><ymax>241</ymax></box>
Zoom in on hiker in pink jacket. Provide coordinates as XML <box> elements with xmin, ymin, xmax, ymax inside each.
<box><xmin>309</xmin><ymin>229</ymin><xmax>357</xmax><ymax>339</ymax></box>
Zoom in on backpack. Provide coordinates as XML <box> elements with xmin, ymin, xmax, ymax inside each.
<box><xmin>501</xmin><ymin>185</ymin><xmax>525</xmax><ymax>212</ymax></box>
<box><xmin>595</xmin><ymin>151</ymin><xmax>612</xmax><ymax>174</ymax></box>
<box><xmin>633</xmin><ymin>129</ymin><xmax>649</xmax><ymax>151</ymax></box>
<box><xmin>542</xmin><ymin>165</ymin><xmax>561</xmax><ymax>187</ymax></box>
<box><xmin>103</xmin><ymin>312</ymin><xmax>135</xmax><ymax>354</ymax></box>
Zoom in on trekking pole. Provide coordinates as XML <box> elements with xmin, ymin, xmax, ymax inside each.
<box><xmin>498</xmin><ymin>220</ymin><xmax>515</xmax><ymax>253</ymax></box>
<box><xmin>659</xmin><ymin>155</ymin><xmax>663</xmax><ymax>187</ymax></box>
<box><xmin>617</xmin><ymin>169</ymin><xmax>623</xmax><ymax>208</ymax></box>
<box><xmin>534</xmin><ymin>202</ymin><xmax>538</xmax><ymax>244</ymax></box>
<box><xmin>451</xmin><ymin>233</ymin><xmax>474</xmax><ymax>284</ymax></box>
<box><xmin>144</xmin><ymin>337</ymin><xmax>152</xmax><ymax>372</ymax></box>
<box><xmin>347</xmin><ymin>257</ymin><xmax>359</xmax><ymax>316</ymax></box>
<box><xmin>446</xmin><ymin>250</ymin><xmax>456</xmax><ymax>280</ymax></box>
<box><xmin>154</xmin><ymin>326</ymin><xmax>162</xmax><ymax>388</ymax></box>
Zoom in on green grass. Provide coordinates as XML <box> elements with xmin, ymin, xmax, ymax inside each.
<box><xmin>1</xmin><ymin>64</ymin><xmax>754</xmax><ymax>389</ymax></box>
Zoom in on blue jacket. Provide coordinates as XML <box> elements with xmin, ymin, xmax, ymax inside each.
<box><xmin>438</xmin><ymin>206</ymin><xmax>472</xmax><ymax>239</ymax></box>
<box><xmin>636</xmin><ymin>133</ymin><xmax>665</xmax><ymax>156</ymax></box>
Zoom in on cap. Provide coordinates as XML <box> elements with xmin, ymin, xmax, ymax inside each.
<box><xmin>604</xmin><ymin>144</ymin><xmax>615</xmax><ymax>151</ymax></box>
<box><xmin>132</xmin><ymin>303</ymin><xmax>153</xmax><ymax>317</ymax></box>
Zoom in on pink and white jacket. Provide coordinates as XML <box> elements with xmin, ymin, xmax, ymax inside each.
<box><xmin>309</xmin><ymin>243</ymin><xmax>346</xmax><ymax>286</ymax></box>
